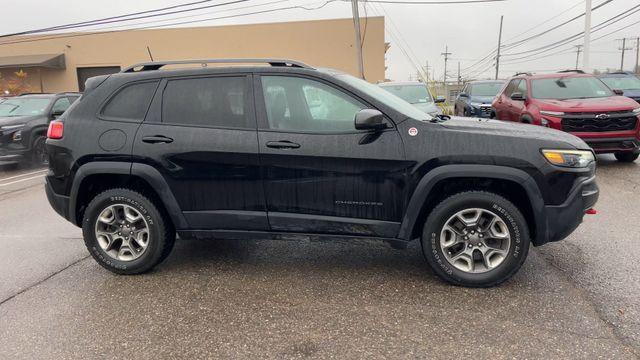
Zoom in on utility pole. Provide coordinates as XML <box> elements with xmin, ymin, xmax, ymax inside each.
<box><xmin>618</xmin><ymin>38</ymin><xmax>634</xmax><ymax>71</ymax></box>
<box><xmin>621</xmin><ymin>38</ymin><xmax>627</xmax><ymax>71</ymax></box>
<box><xmin>495</xmin><ymin>15</ymin><xmax>503</xmax><ymax>80</ymax></box>
<box><xmin>457</xmin><ymin>61</ymin><xmax>461</xmax><ymax>84</ymax></box>
<box><xmin>584</xmin><ymin>0</ymin><xmax>591</xmax><ymax>72</ymax></box>
<box><xmin>441</xmin><ymin>45</ymin><xmax>451</xmax><ymax>83</ymax></box>
<box><xmin>350</xmin><ymin>0</ymin><xmax>365</xmax><ymax>79</ymax></box>
<box><xmin>635</xmin><ymin>37</ymin><xmax>639</xmax><ymax>74</ymax></box>
<box><xmin>423</xmin><ymin>60</ymin><xmax>431</xmax><ymax>83</ymax></box>
<box><xmin>574</xmin><ymin>45</ymin><xmax>582</xmax><ymax>70</ymax></box>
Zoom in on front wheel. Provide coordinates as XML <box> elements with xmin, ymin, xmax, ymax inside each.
<box><xmin>614</xmin><ymin>152</ymin><xmax>639</xmax><ymax>163</ymax></box>
<box><xmin>82</xmin><ymin>188</ymin><xmax>175</xmax><ymax>274</ymax></box>
<box><xmin>421</xmin><ymin>191</ymin><xmax>530</xmax><ymax>287</ymax></box>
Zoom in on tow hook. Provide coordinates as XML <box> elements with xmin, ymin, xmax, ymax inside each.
<box><xmin>585</xmin><ymin>208</ymin><xmax>597</xmax><ymax>215</ymax></box>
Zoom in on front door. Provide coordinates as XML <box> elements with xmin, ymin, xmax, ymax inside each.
<box><xmin>133</xmin><ymin>74</ymin><xmax>268</xmax><ymax>230</ymax></box>
<box><xmin>256</xmin><ymin>74</ymin><xmax>407</xmax><ymax>238</ymax></box>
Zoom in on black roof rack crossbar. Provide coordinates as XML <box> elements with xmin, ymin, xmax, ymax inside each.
<box><xmin>514</xmin><ymin>72</ymin><xmax>532</xmax><ymax>76</ymax></box>
<box><xmin>557</xmin><ymin>69</ymin><xmax>585</xmax><ymax>74</ymax></box>
<box><xmin>121</xmin><ymin>58</ymin><xmax>314</xmax><ymax>73</ymax></box>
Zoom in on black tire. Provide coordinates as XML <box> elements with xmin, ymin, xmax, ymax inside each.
<box><xmin>520</xmin><ymin>116</ymin><xmax>533</xmax><ymax>124</ymax></box>
<box><xmin>614</xmin><ymin>152</ymin><xmax>639</xmax><ymax>163</ymax></box>
<box><xmin>31</xmin><ymin>135</ymin><xmax>48</xmax><ymax>166</ymax></box>
<box><xmin>82</xmin><ymin>188</ymin><xmax>175</xmax><ymax>274</ymax></box>
<box><xmin>463</xmin><ymin>108</ymin><xmax>470</xmax><ymax>117</ymax></box>
<box><xmin>421</xmin><ymin>191</ymin><xmax>530</xmax><ymax>287</ymax></box>
<box><xmin>490</xmin><ymin>111</ymin><xmax>496</xmax><ymax>119</ymax></box>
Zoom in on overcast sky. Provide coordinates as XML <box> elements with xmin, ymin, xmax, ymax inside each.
<box><xmin>2</xmin><ymin>0</ymin><xmax>639</xmax><ymax>81</ymax></box>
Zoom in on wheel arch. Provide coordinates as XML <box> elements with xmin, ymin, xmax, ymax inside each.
<box><xmin>398</xmin><ymin>165</ymin><xmax>547</xmax><ymax>245</ymax></box>
<box><xmin>69</xmin><ymin>162</ymin><xmax>188</xmax><ymax>229</ymax></box>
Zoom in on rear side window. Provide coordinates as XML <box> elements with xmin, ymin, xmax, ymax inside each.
<box><xmin>162</xmin><ymin>76</ymin><xmax>251</xmax><ymax>128</ymax></box>
<box><xmin>101</xmin><ymin>81</ymin><xmax>158</xmax><ymax>121</ymax></box>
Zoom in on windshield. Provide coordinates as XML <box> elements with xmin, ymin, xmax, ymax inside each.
<box><xmin>378</xmin><ymin>84</ymin><xmax>434</xmax><ymax>104</ymax></box>
<box><xmin>335</xmin><ymin>75</ymin><xmax>430</xmax><ymax>121</ymax></box>
<box><xmin>599</xmin><ymin>75</ymin><xmax>640</xmax><ymax>91</ymax></box>
<box><xmin>531</xmin><ymin>76</ymin><xmax>613</xmax><ymax>99</ymax></box>
<box><xmin>0</xmin><ymin>98</ymin><xmax>51</xmax><ymax>117</ymax></box>
<box><xmin>469</xmin><ymin>82</ymin><xmax>504</xmax><ymax>97</ymax></box>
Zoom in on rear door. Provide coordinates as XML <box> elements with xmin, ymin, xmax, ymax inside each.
<box><xmin>255</xmin><ymin>74</ymin><xmax>407</xmax><ymax>238</ymax></box>
<box><xmin>133</xmin><ymin>73</ymin><xmax>268</xmax><ymax>230</ymax></box>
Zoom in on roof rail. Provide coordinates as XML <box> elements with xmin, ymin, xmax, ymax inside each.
<box><xmin>121</xmin><ymin>58</ymin><xmax>314</xmax><ymax>73</ymax></box>
<box><xmin>557</xmin><ymin>69</ymin><xmax>585</xmax><ymax>74</ymax></box>
<box><xmin>514</xmin><ymin>72</ymin><xmax>532</xmax><ymax>76</ymax></box>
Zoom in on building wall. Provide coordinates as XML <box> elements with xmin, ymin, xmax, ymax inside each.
<box><xmin>0</xmin><ymin>17</ymin><xmax>386</xmax><ymax>93</ymax></box>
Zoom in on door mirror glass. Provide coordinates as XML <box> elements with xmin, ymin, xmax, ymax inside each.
<box><xmin>458</xmin><ymin>92</ymin><xmax>469</xmax><ymax>98</ymax></box>
<box><xmin>435</xmin><ymin>96</ymin><xmax>446</xmax><ymax>103</ymax></box>
<box><xmin>510</xmin><ymin>92</ymin><xmax>525</xmax><ymax>101</ymax></box>
<box><xmin>613</xmin><ymin>89</ymin><xmax>624</xmax><ymax>96</ymax></box>
<box><xmin>354</xmin><ymin>109</ymin><xmax>386</xmax><ymax>130</ymax></box>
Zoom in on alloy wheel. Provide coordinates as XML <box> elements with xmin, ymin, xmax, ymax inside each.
<box><xmin>94</xmin><ymin>204</ymin><xmax>150</xmax><ymax>261</ymax></box>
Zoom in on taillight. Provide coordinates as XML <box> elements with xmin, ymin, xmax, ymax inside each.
<box><xmin>47</xmin><ymin>121</ymin><xmax>64</xmax><ymax>139</ymax></box>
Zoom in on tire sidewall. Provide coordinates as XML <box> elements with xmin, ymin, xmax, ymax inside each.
<box><xmin>82</xmin><ymin>190</ymin><xmax>165</xmax><ymax>274</ymax></box>
<box><xmin>31</xmin><ymin>135</ymin><xmax>48</xmax><ymax>165</ymax></box>
<box><xmin>422</xmin><ymin>193</ymin><xmax>530</xmax><ymax>286</ymax></box>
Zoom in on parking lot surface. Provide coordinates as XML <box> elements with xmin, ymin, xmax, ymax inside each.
<box><xmin>0</xmin><ymin>158</ymin><xmax>639</xmax><ymax>359</ymax></box>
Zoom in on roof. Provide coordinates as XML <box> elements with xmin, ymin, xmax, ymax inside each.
<box><xmin>378</xmin><ymin>81</ymin><xmax>424</xmax><ymax>86</ymax></box>
<box><xmin>467</xmin><ymin>80</ymin><xmax>505</xmax><ymax>84</ymax></box>
<box><xmin>512</xmin><ymin>72</ymin><xmax>595</xmax><ymax>80</ymax></box>
<box><xmin>0</xmin><ymin>54</ymin><xmax>65</xmax><ymax>69</ymax></box>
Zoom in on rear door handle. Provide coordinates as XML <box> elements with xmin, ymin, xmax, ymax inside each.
<box><xmin>142</xmin><ymin>135</ymin><xmax>174</xmax><ymax>144</ymax></box>
<box><xmin>266</xmin><ymin>140</ymin><xmax>301</xmax><ymax>149</ymax></box>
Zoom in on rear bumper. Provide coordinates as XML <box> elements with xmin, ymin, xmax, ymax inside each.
<box><xmin>45</xmin><ymin>178</ymin><xmax>71</xmax><ymax>222</ymax></box>
<box><xmin>539</xmin><ymin>175</ymin><xmax>599</xmax><ymax>245</ymax></box>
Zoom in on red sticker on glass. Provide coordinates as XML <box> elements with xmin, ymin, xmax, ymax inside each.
<box><xmin>408</xmin><ymin>127</ymin><xmax>418</xmax><ymax>136</ymax></box>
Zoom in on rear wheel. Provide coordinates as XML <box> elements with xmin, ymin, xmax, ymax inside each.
<box><xmin>31</xmin><ymin>135</ymin><xmax>48</xmax><ymax>166</ymax></box>
<box><xmin>82</xmin><ymin>188</ymin><xmax>175</xmax><ymax>274</ymax></box>
<box><xmin>614</xmin><ymin>152</ymin><xmax>639</xmax><ymax>163</ymax></box>
<box><xmin>421</xmin><ymin>191</ymin><xmax>530</xmax><ymax>287</ymax></box>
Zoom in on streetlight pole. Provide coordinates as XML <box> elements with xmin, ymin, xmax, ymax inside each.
<box><xmin>495</xmin><ymin>15</ymin><xmax>503</xmax><ymax>80</ymax></box>
<box><xmin>583</xmin><ymin>0</ymin><xmax>591</xmax><ymax>72</ymax></box>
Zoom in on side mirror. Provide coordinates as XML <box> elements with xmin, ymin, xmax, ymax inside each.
<box><xmin>51</xmin><ymin>109</ymin><xmax>65</xmax><ymax>119</ymax></box>
<box><xmin>435</xmin><ymin>96</ymin><xmax>446</xmax><ymax>103</ymax></box>
<box><xmin>613</xmin><ymin>89</ymin><xmax>624</xmax><ymax>96</ymax></box>
<box><xmin>458</xmin><ymin>92</ymin><xmax>469</xmax><ymax>98</ymax></box>
<box><xmin>355</xmin><ymin>109</ymin><xmax>387</xmax><ymax>131</ymax></box>
<box><xmin>510</xmin><ymin>92</ymin><xmax>525</xmax><ymax>101</ymax></box>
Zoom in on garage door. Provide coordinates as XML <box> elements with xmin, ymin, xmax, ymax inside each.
<box><xmin>76</xmin><ymin>66</ymin><xmax>121</xmax><ymax>91</ymax></box>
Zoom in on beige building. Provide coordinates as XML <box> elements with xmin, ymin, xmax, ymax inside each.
<box><xmin>0</xmin><ymin>17</ymin><xmax>386</xmax><ymax>93</ymax></box>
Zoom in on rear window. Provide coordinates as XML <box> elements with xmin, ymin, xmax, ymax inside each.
<box><xmin>162</xmin><ymin>76</ymin><xmax>251</xmax><ymax>128</ymax></box>
<box><xmin>101</xmin><ymin>81</ymin><xmax>158</xmax><ymax>121</ymax></box>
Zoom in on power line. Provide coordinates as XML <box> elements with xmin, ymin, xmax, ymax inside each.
<box><xmin>346</xmin><ymin>0</ymin><xmax>506</xmax><ymax>3</ymax></box>
<box><xmin>502</xmin><ymin>0</ymin><xmax>584</xmax><ymax>42</ymax></box>
<box><xmin>0</xmin><ymin>0</ymin><xmax>252</xmax><ymax>38</ymax></box>
<box><xmin>0</xmin><ymin>0</ymin><xmax>342</xmax><ymax>46</ymax></box>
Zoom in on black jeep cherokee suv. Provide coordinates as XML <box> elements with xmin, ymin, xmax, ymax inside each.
<box><xmin>44</xmin><ymin>59</ymin><xmax>598</xmax><ymax>287</ymax></box>
<box><xmin>0</xmin><ymin>93</ymin><xmax>80</xmax><ymax>165</ymax></box>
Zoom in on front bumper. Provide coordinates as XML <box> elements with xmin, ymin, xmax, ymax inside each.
<box><xmin>582</xmin><ymin>137</ymin><xmax>640</xmax><ymax>154</ymax></box>
<box><xmin>469</xmin><ymin>105</ymin><xmax>492</xmax><ymax>118</ymax></box>
<box><xmin>0</xmin><ymin>148</ymin><xmax>27</xmax><ymax>164</ymax></box>
<box><xmin>540</xmin><ymin>174</ymin><xmax>599</xmax><ymax>245</ymax></box>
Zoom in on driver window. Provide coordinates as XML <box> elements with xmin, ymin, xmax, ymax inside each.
<box><xmin>261</xmin><ymin>76</ymin><xmax>365</xmax><ymax>132</ymax></box>
<box><xmin>51</xmin><ymin>97</ymin><xmax>71</xmax><ymax>114</ymax></box>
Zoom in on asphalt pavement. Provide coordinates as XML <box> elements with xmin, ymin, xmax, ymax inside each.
<box><xmin>0</xmin><ymin>158</ymin><xmax>638</xmax><ymax>359</ymax></box>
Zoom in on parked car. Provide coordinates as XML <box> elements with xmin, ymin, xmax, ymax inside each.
<box><xmin>0</xmin><ymin>93</ymin><xmax>80</xmax><ymax>165</ymax></box>
<box><xmin>454</xmin><ymin>80</ymin><xmax>504</xmax><ymax>117</ymax></box>
<box><xmin>598</xmin><ymin>71</ymin><xmax>640</xmax><ymax>103</ymax></box>
<box><xmin>378</xmin><ymin>81</ymin><xmax>445</xmax><ymax>116</ymax></box>
<box><xmin>492</xmin><ymin>71</ymin><xmax>640</xmax><ymax>162</ymax></box>
<box><xmin>45</xmin><ymin>59</ymin><xmax>598</xmax><ymax>287</ymax></box>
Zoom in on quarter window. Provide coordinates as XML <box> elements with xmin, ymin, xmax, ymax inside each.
<box><xmin>162</xmin><ymin>76</ymin><xmax>250</xmax><ymax>128</ymax></box>
<box><xmin>102</xmin><ymin>81</ymin><xmax>158</xmax><ymax>121</ymax></box>
<box><xmin>261</xmin><ymin>76</ymin><xmax>365</xmax><ymax>132</ymax></box>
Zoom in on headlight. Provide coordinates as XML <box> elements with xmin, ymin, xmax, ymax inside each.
<box><xmin>542</xmin><ymin>149</ymin><xmax>595</xmax><ymax>168</ymax></box>
<box><xmin>540</xmin><ymin>118</ymin><xmax>550</xmax><ymax>127</ymax></box>
<box><xmin>540</xmin><ymin>111</ymin><xmax>564</xmax><ymax>117</ymax></box>
<box><xmin>12</xmin><ymin>130</ymin><xmax>21</xmax><ymax>141</ymax></box>
<box><xmin>632</xmin><ymin>107</ymin><xmax>640</xmax><ymax>115</ymax></box>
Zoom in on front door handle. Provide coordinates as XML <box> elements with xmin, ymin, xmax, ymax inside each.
<box><xmin>142</xmin><ymin>135</ymin><xmax>174</xmax><ymax>144</ymax></box>
<box><xmin>266</xmin><ymin>140</ymin><xmax>301</xmax><ymax>149</ymax></box>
